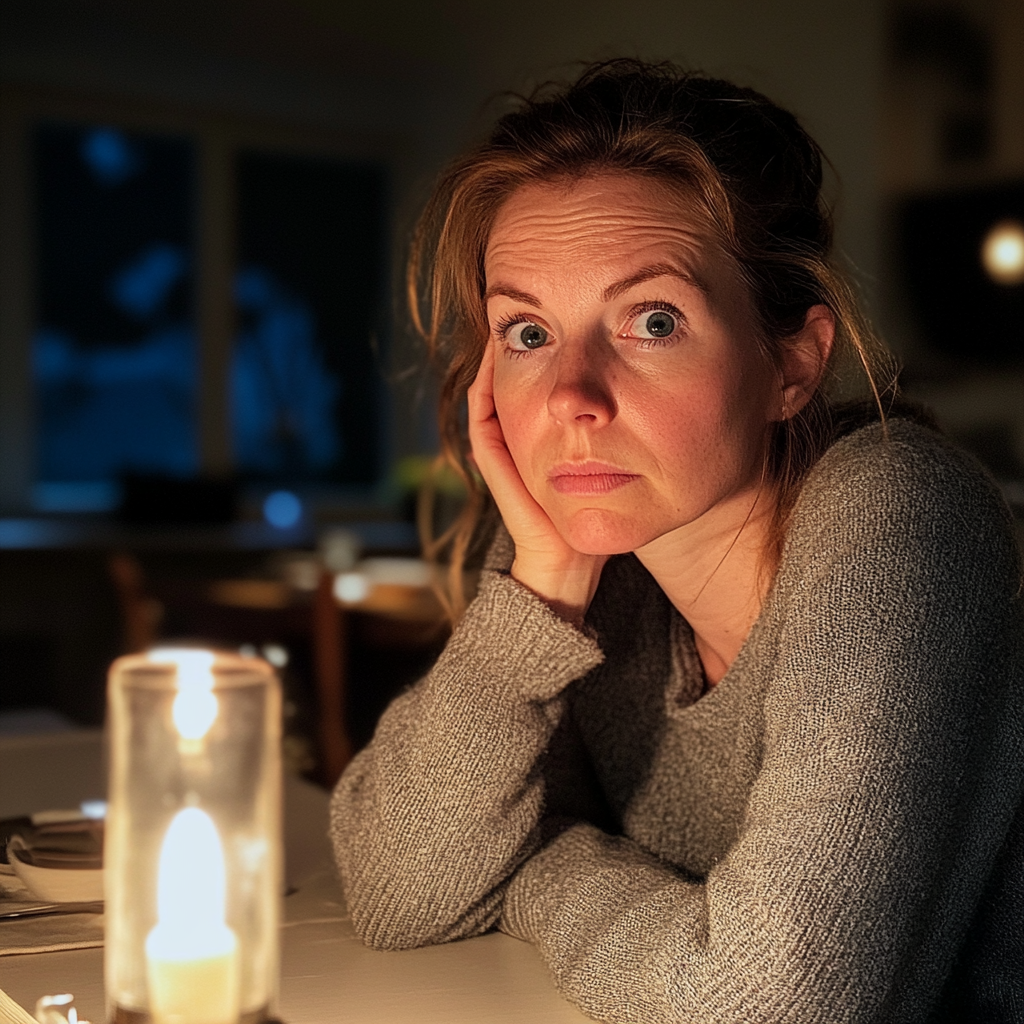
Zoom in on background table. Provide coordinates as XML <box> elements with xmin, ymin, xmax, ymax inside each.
<box><xmin>0</xmin><ymin>731</ymin><xmax>589</xmax><ymax>1024</ymax></box>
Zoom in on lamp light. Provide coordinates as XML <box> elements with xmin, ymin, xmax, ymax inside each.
<box><xmin>981</xmin><ymin>219</ymin><xmax>1024</xmax><ymax>285</ymax></box>
<box><xmin>105</xmin><ymin>649</ymin><xmax>282</xmax><ymax>1024</ymax></box>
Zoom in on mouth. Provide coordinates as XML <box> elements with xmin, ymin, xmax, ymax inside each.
<box><xmin>548</xmin><ymin>461</ymin><xmax>640</xmax><ymax>496</ymax></box>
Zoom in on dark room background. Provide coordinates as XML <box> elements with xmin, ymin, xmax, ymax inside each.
<box><xmin>1</xmin><ymin>0</ymin><xmax>1021</xmax><ymax>748</ymax></box>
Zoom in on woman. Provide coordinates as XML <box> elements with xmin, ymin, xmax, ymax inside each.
<box><xmin>331</xmin><ymin>61</ymin><xmax>1024</xmax><ymax>1023</ymax></box>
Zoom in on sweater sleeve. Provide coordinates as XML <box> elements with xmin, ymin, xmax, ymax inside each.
<box><xmin>499</xmin><ymin>430</ymin><xmax>1024</xmax><ymax>1023</ymax></box>
<box><xmin>329</xmin><ymin>568</ymin><xmax>604</xmax><ymax>949</ymax></box>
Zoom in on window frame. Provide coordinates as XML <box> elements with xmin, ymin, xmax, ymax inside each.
<box><xmin>0</xmin><ymin>83</ymin><xmax>400</xmax><ymax>513</ymax></box>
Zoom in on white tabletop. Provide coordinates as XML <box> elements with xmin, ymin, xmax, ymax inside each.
<box><xmin>0</xmin><ymin>731</ymin><xmax>588</xmax><ymax>1024</ymax></box>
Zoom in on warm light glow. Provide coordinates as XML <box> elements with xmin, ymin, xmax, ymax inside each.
<box><xmin>261</xmin><ymin>643</ymin><xmax>288</xmax><ymax>668</ymax></box>
<box><xmin>333</xmin><ymin>572</ymin><xmax>370</xmax><ymax>604</ymax></box>
<box><xmin>173</xmin><ymin>687</ymin><xmax>217</xmax><ymax>741</ymax></box>
<box><xmin>153</xmin><ymin>808</ymin><xmax>228</xmax><ymax>937</ymax></box>
<box><xmin>981</xmin><ymin>219</ymin><xmax>1024</xmax><ymax>285</ymax></box>
<box><xmin>149</xmin><ymin>649</ymin><xmax>219</xmax><ymax>740</ymax></box>
<box><xmin>146</xmin><ymin>808</ymin><xmax>239</xmax><ymax>1024</ymax></box>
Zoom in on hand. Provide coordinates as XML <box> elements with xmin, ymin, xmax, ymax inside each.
<box><xmin>468</xmin><ymin>340</ymin><xmax>607</xmax><ymax>625</ymax></box>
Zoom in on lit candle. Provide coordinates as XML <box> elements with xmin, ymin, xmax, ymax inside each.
<box><xmin>145</xmin><ymin>808</ymin><xmax>240</xmax><ymax>1024</ymax></box>
<box><xmin>106</xmin><ymin>651</ymin><xmax>281</xmax><ymax>1024</ymax></box>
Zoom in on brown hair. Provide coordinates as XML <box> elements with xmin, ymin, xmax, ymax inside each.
<box><xmin>409</xmin><ymin>59</ymin><xmax>897</xmax><ymax>618</ymax></box>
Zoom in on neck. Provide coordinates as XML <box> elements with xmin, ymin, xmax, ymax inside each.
<box><xmin>635</xmin><ymin>485</ymin><xmax>774</xmax><ymax>687</ymax></box>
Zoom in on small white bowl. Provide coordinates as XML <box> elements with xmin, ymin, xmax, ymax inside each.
<box><xmin>7</xmin><ymin>838</ymin><xmax>104</xmax><ymax>903</ymax></box>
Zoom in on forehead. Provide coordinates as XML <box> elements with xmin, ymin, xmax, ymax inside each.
<box><xmin>485</xmin><ymin>173</ymin><xmax>714</xmax><ymax>279</ymax></box>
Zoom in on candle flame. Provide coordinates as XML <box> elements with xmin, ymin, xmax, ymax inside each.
<box><xmin>148</xmin><ymin>649</ymin><xmax>219</xmax><ymax>741</ymax></box>
<box><xmin>145</xmin><ymin>808</ymin><xmax>240</xmax><ymax>1024</ymax></box>
<box><xmin>150</xmin><ymin>808</ymin><xmax>232</xmax><ymax>958</ymax></box>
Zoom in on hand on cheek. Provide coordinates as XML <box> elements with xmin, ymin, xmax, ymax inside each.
<box><xmin>467</xmin><ymin>341</ymin><xmax>607</xmax><ymax>625</ymax></box>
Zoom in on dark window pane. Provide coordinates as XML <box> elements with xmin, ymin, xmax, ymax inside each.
<box><xmin>234</xmin><ymin>152</ymin><xmax>387</xmax><ymax>485</ymax></box>
<box><xmin>33</xmin><ymin>124</ymin><xmax>198</xmax><ymax>503</ymax></box>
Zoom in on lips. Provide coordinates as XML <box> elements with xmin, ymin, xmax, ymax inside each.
<box><xmin>548</xmin><ymin>461</ymin><xmax>640</xmax><ymax>495</ymax></box>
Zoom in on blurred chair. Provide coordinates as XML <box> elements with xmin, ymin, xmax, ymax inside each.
<box><xmin>312</xmin><ymin>567</ymin><xmax>453</xmax><ymax>784</ymax></box>
<box><xmin>108</xmin><ymin>552</ymin><xmax>164</xmax><ymax>653</ymax></box>
<box><xmin>107</xmin><ymin>552</ymin><xmax>452</xmax><ymax>787</ymax></box>
<box><xmin>312</xmin><ymin>572</ymin><xmax>351</xmax><ymax>786</ymax></box>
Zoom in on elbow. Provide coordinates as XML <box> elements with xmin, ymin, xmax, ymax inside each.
<box><xmin>353</xmin><ymin>913</ymin><xmax>428</xmax><ymax>952</ymax></box>
<box><xmin>340</xmin><ymin>858</ymin><xmax>499</xmax><ymax>950</ymax></box>
<box><xmin>347</xmin><ymin>888</ymin><xmax>471</xmax><ymax>951</ymax></box>
<box><xmin>341</xmin><ymin>877</ymin><xmax>420</xmax><ymax>950</ymax></box>
<box><xmin>334</xmin><ymin>846</ymin><xmax>456</xmax><ymax>949</ymax></box>
<box><xmin>334</xmin><ymin>862</ymin><xmax>423</xmax><ymax>950</ymax></box>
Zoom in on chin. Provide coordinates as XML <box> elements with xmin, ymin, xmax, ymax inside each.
<box><xmin>556</xmin><ymin>507</ymin><xmax>663</xmax><ymax>556</ymax></box>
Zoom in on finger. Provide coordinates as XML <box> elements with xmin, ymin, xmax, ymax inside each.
<box><xmin>467</xmin><ymin>360</ymin><xmax>523</xmax><ymax>493</ymax></box>
<box><xmin>467</xmin><ymin>339</ymin><xmax>496</xmax><ymax>420</ymax></box>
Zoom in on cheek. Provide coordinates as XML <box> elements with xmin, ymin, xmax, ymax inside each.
<box><xmin>632</xmin><ymin>371</ymin><xmax>760</xmax><ymax>473</ymax></box>
<box><xmin>626</xmin><ymin>373</ymin><xmax>724</xmax><ymax>445</ymax></box>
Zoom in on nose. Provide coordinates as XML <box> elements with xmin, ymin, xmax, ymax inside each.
<box><xmin>546</xmin><ymin>336</ymin><xmax>617</xmax><ymax>428</ymax></box>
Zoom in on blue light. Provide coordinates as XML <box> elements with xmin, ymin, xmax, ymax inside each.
<box><xmin>111</xmin><ymin>243</ymin><xmax>186</xmax><ymax>321</ymax></box>
<box><xmin>263</xmin><ymin>490</ymin><xmax>303</xmax><ymax>530</ymax></box>
<box><xmin>81</xmin><ymin>127</ymin><xmax>140</xmax><ymax>186</ymax></box>
<box><xmin>80</xmin><ymin>800</ymin><xmax>108</xmax><ymax>820</ymax></box>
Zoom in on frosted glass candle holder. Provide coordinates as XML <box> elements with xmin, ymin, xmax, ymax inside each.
<box><xmin>105</xmin><ymin>649</ymin><xmax>282</xmax><ymax>1024</ymax></box>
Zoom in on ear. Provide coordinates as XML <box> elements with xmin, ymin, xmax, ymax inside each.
<box><xmin>776</xmin><ymin>304</ymin><xmax>834</xmax><ymax>420</ymax></box>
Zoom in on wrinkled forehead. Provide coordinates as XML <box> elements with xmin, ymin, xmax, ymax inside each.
<box><xmin>484</xmin><ymin>172</ymin><xmax>729</xmax><ymax>293</ymax></box>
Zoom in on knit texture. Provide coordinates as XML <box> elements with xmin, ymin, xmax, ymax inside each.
<box><xmin>330</xmin><ymin>421</ymin><xmax>1024</xmax><ymax>1023</ymax></box>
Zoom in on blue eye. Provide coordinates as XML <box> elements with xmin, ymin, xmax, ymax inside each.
<box><xmin>510</xmin><ymin>322</ymin><xmax>549</xmax><ymax>350</ymax></box>
<box><xmin>641</xmin><ymin>311</ymin><xmax>675</xmax><ymax>338</ymax></box>
<box><xmin>625</xmin><ymin>305</ymin><xmax>683</xmax><ymax>345</ymax></box>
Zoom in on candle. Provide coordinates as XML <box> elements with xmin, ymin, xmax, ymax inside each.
<box><xmin>145</xmin><ymin>808</ymin><xmax>240</xmax><ymax>1024</ymax></box>
<box><xmin>106</xmin><ymin>651</ymin><xmax>281</xmax><ymax>1022</ymax></box>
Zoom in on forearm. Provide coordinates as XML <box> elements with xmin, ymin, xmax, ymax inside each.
<box><xmin>502</xmin><ymin>825</ymin><xmax>702</xmax><ymax>1024</ymax></box>
<box><xmin>498</xmin><ymin>627</ymin><xmax>1023</xmax><ymax>1021</ymax></box>
<box><xmin>330</xmin><ymin>570</ymin><xmax>604</xmax><ymax>949</ymax></box>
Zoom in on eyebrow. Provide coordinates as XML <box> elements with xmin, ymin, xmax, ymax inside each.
<box><xmin>601</xmin><ymin>263</ymin><xmax>708</xmax><ymax>301</ymax></box>
<box><xmin>483</xmin><ymin>263</ymin><xmax>707</xmax><ymax>307</ymax></box>
<box><xmin>483</xmin><ymin>285</ymin><xmax>541</xmax><ymax>305</ymax></box>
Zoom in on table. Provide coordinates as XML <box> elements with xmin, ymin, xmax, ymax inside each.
<box><xmin>0</xmin><ymin>732</ymin><xmax>589</xmax><ymax>1024</ymax></box>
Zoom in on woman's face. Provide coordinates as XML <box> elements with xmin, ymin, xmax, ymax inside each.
<box><xmin>485</xmin><ymin>173</ymin><xmax>786</xmax><ymax>556</ymax></box>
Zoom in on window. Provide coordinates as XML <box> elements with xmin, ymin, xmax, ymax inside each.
<box><xmin>19</xmin><ymin>112</ymin><xmax>389</xmax><ymax>513</ymax></box>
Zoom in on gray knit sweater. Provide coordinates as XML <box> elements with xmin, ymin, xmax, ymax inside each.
<box><xmin>330</xmin><ymin>421</ymin><xmax>1024</xmax><ymax>1024</ymax></box>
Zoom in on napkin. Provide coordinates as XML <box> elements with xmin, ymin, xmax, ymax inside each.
<box><xmin>0</xmin><ymin>874</ymin><xmax>103</xmax><ymax>957</ymax></box>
